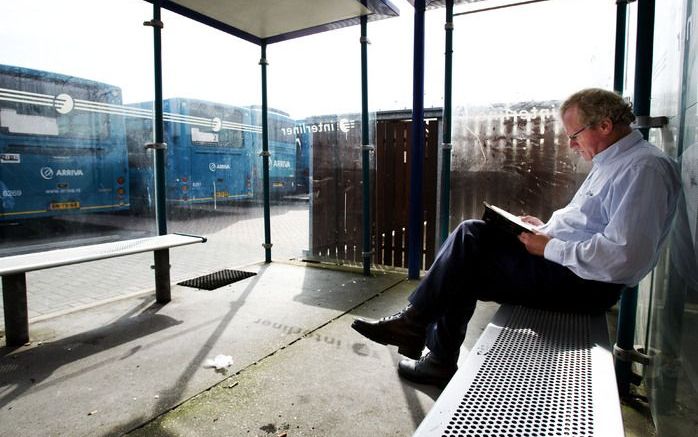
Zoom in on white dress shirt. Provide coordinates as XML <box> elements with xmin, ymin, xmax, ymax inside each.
<box><xmin>540</xmin><ymin>130</ymin><xmax>681</xmax><ymax>286</ymax></box>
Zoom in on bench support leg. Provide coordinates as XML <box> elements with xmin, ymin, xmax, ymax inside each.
<box><xmin>2</xmin><ymin>273</ymin><xmax>29</xmax><ymax>346</ymax></box>
<box><xmin>154</xmin><ymin>248</ymin><xmax>171</xmax><ymax>303</ymax></box>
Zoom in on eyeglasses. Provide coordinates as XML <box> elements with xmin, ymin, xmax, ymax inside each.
<box><xmin>567</xmin><ymin>125</ymin><xmax>590</xmax><ymax>142</ymax></box>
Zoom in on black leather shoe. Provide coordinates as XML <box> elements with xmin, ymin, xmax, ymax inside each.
<box><xmin>351</xmin><ymin>305</ymin><xmax>427</xmax><ymax>359</ymax></box>
<box><xmin>397</xmin><ymin>352</ymin><xmax>457</xmax><ymax>389</ymax></box>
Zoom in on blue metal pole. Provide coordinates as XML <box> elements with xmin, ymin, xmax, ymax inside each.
<box><xmin>613</xmin><ymin>0</ymin><xmax>628</xmax><ymax>94</ymax></box>
<box><xmin>361</xmin><ymin>15</ymin><xmax>372</xmax><ymax>276</ymax></box>
<box><xmin>439</xmin><ymin>0</ymin><xmax>454</xmax><ymax>245</ymax></box>
<box><xmin>633</xmin><ymin>0</ymin><xmax>655</xmax><ymax>140</ymax></box>
<box><xmin>148</xmin><ymin>0</ymin><xmax>171</xmax><ymax>302</ymax></box>
<box><xmin>408</xmin><ymin>0</ymin><xmax>426</xmax><ymax>279</ymax></box>
<box><xmin>260</xmin><ymin>43</ymin><xmax>272</xmax><ymax>263</ymax></box>
<box><xmin>615</xmin><ymin>0</ymin><xmax>655</xmax><ymax>396</ymax></box>
<box><xmin>151</xmin><ymin>1</ymin><xmax>167</xmax><ymax>236</ymax></box>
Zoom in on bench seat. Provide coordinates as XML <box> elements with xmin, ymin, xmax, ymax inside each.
<box><xmin>414</xmin><ymin>304</ymin><xmax>624</xmax><ymax>436</ymax></box>
<box><xmin>1</xmin><ymin>233</ymin><xmax>206</xmax><ymax>346</ymax></box>
<box><xmin>0</xmin><ymin>234</ymin><xmax>206</xmax><ymax>276</ymax></box>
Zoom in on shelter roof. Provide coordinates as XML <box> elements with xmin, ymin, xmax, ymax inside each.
<box><xmin>153</xmin><ymin>0</ymin><xmax>400</xmax><ymax>44</ymax></box>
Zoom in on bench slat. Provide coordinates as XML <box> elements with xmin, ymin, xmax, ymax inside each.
<box><xmin>0</xmin><ymin>233</ymin><xmax>206</xmax><ymax>276</ymax></box>
<box><xmin>414</xmin><ymin>304</ymin><xmax>624</xmax><ymax>437</ymax></box>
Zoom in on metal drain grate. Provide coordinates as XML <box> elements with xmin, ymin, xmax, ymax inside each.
<box><xmin>444</xmin><ymin>307</ymin><xmax>594</xmax><ymax>437</ymax></box>
<box><xmin>178</xmin><ymin>269</ymin><xmax>256</xmax><ymax>290</ymax></box>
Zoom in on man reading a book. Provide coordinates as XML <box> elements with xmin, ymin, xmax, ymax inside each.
<box><xmin>352</xmin><ymin>88</ymin><xmax>681</xmax><ymax>388</ymax></box>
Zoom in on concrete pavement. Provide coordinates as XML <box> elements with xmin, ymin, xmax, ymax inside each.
<box><xmin>0</xmin><ymin>260</ymin><xmax>654</xmax><ymax>436</ymax></box>
<box><xmin>0</xmin><ymin>261</ymin><xmax>497</xmax><ymax>436</ymax></box>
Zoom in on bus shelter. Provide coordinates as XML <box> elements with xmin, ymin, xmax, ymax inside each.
<box><xmin>1</xmin><ymin>0</ymin><xmax>696</xmax><ymax>435</ymax></box>
<box><xmin>402</xmin><ymin>0</ymin><xmax>660</xmax><ymax>397</ymax></box>
<box><xmin>143</xmin><ymin>0</ymin><xmax>399</xmax><ymax>288</ymax></box>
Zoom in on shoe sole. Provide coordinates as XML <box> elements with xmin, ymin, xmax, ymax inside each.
<box><xmin>351</xmin><ymin>319</ymin><xmax>424</xmax><ymax>360</ymax></box>
<box><xmin>397</xmin><ymin>365</ymin><xmax>456</xmax><ymax>389</ymax></box>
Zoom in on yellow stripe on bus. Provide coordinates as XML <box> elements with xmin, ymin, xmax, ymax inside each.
<box><xmin>80</xmin><ymin>204</ymin><xmax>130</xmax><ymax>210</ymax></box>
<box><xmin>0</xmin><ymin>209</ymin><xmax>48</xmax><ymax>217</ymax></box>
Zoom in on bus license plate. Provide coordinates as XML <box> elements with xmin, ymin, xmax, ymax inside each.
<box><xmin>50</xmin><ymin>201</ymin><xmax>80</xmax><ymax>210</ymax></box>
<box><xmin>215</xmin><ymin>191</ymin><xmax>229</xmax><ymax>198</ymax></box>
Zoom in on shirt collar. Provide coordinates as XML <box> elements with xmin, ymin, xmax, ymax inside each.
<box><xmin>592</xmin><ymin>129</ymin><xmax>643</xmax><ymax>164</ymax></box>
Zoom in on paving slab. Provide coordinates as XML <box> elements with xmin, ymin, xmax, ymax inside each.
<box><xmin>126</xmin><ymin>274</ymin><xmax>499</xmax><ymax>437</ymax></box>
<box><xmin>0</xmin><ymin>260</ymin><xmax>655</xmax><ymax>437</ymax></box>
<box><xmin>0</xmin><ymin>262</ymin><xmax>412</xmax><ymax>437</ymax></box>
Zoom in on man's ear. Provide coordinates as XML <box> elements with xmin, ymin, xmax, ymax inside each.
<box><xmin>598</xmin><ymin>117</ymin><xmax>614</xmax><ymax>135</ymax></box>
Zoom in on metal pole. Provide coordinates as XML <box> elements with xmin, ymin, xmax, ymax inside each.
<box><xmin>439</xmin><ymin>0</ymin><xmax>454</xmax><ymax>245</ymax></box>
<box><xmin>148</xmin><ymin>0</ymin><xmax>171</xmax><ymax>303</ymax></box>
<box><xmin>2</xmin><ymin>274</ymin><xmax>28</xmax><ymax>346</ymax></box>
<box><xmin>408</xmin><ymin>0</ymin><xmax>426</xmax><ymax>279</ymax></box>
<box><xmin>613</xmin><ymin>0</ymin><xmax>629</xmax><ymax>94</ymax></box>
<box><xmin>260</xmin><ymin>43</ymin><xmax>272</xmax><ymax>263</ymax></box>
<box><xmin>615</xmin><ymin>286</ymin><xmax>639</xmax><ymax>396</ymax></box>
<box><xmin>151</xmin><ymin>1</ymin><xmax>167</xmax><ymax>237</ymax></box>
<box><xmin>360</xmin><ymin>15</ymin><xmax>372</xmax><ymax>276</ymax></box>
<box><xmin>615</xmin><ymin>0</ymin><xmax>655</xmax><ymax>396</ymax></box>
<box><xmin>633</xmin><ymin>0</ymin><xmax>655</xmax><ymax>140</ymax></box>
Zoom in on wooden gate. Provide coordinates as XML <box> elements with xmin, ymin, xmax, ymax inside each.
<box><xmin>308</xmin><ymin>115</ymin><xmax>363</xmax><ymax>263</ymax></box>
<box><xmin>373</xmin><ymin>118</ymin><xmax>438</xmax><ymax>270</ymax></box>
<box><xmin>308</xmin><ymin>115</ymin><xmax>439</xmax><ymax>271</ymax></box>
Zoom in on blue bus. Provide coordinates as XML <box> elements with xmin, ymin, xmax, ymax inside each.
<box><xmin>249</xmin><ymin>106</ymin><xmax>298</xmax><ymax>198</ymax></box>
<box><xmin>126</xmin><ymin>98</ymin><xmax>255</xmax><ymax>209</ymax></box>
<box><xmin>0</xmin><ymin>65</ymin><xmax>129</xmax><ymax>220</ymax></box>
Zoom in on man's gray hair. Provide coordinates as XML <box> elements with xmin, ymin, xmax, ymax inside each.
<box><xmin>560</xmin><ymin>88</ymin><xmax>635</xmax><ymax>126</ymax></box>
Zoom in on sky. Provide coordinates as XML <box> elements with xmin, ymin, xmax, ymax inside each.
<box><xmin>0</xmin><ymin>0</ymin><xmax>617</xmax><ymax>119</ymax></box>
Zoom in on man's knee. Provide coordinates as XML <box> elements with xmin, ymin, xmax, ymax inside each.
<box><xmin>453</xmin><ymin>219</ymin><xmax>487</xmax><ymax>237</ymax></box>
<box><xmin>437</xmin><ymin>219</ymin><xmax>490</xmax><ymax>262</ymax></box>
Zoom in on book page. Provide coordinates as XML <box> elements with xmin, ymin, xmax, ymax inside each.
<box><xmin>485</xmin><ymin>203</ymin><xmax>537</xmax><ymax>233</ymax></box>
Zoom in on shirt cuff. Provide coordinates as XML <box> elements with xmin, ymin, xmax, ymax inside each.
<box><xmin>543</xmin><ymin>238</ymin><xmax>565</xmax><ymax>265</ymax></box>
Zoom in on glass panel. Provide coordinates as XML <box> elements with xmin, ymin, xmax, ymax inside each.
<box><xmin>645</xmin><ymin>0</ymin><xmax>698</xmax><ymax>433</ymax></box>
<box><xmin>267</xmin><ymin>27</ymin><xmax>365</xmax><ymax>266</ymax></box>
<box><xmin>449</xmin><ymin>0</ymin><xmax>615</xmax><ymax>229</ymax></box>
<box><xmin>154</xmin><ymin>11</ymin><xmax>270</xmax><ymax>278</ymax></box>
<box><xmin>0</xmin><ymin>0</ymin><xmax>155</xmax><ymax>252</ymax></box>
<box><xmin>0</xmin><ymin>0</ymin><xmax>156</xmax><ymax>321</ymax></box>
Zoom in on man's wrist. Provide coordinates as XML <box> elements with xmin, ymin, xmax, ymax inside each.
<box><xmin>543</xmin><ymin>238</ymin><xmax>564</xmax><ymax>264</ymax></box>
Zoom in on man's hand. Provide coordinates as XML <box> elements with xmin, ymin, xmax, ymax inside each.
<box><xmin>518</xmin><ymin>231</ymin><xmax>551</xmax><ymax>256</ymax></box>
<box><xmin>519</xmin><ymin>215</ymin><xmax>545</xmax><ymax>227</ymax></box>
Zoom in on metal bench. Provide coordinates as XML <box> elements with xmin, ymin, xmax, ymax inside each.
<box><xmin>414</xmin><ymin>304</ymin><xmax>624</xmax><ymax>436</ymax></box>
<box><xmin>0</xmin><ymin>233</ymin><xmax>206</xmax><ymax>346</ymax></box>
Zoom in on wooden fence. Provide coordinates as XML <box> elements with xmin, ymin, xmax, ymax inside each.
<box><xmin>306</xmin><ymin>104</ymin><xmax>585</xmax><ymax>271</ymax></box>
<box><xmin>307</xmin><ymin>115</ymin><xmax>437</xmax><ymax>270</ymax></box>
<box><xmin>450</xmin><ymin>106</ymin><xmax>586</xmax><ymax>224</ymax></box>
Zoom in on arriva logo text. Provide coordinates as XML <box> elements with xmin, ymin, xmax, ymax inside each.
<box><xmin>40</xmin><ymin>167</ymin><xmax>84</xmax><ymax>179</ymax></box>
<box><xmin>209</xmin><ymin>163</ymin><xmax>231</xmax><ymax>172</ymax></box>
<box><xmin>272</xmin><ymin>160</ymin><xmax>291</xmax><ymax>169</ymax></box>
<box><xmin>56</xmin><ymin>169</ymin><xmax>84</xmax><ymax>176</ymax></box>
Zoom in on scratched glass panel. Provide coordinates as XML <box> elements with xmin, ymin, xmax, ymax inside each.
<box><xmin>448</xmin><ymin>0</ymin><xmax>614</xmax><ymax>226</ymax></box>
<box><xmin>0</xmin><ymin>0</ymin><xmax>160</xmax><ymax>326</ymax></box>
<box><xmin>645</xmin><ymin>0</ymin><xmax>698</xmax><ymax>433</ymax></box>
<box><xmin>0</xmin><ymin>0</ymin><xmax>156</xmax><ymax>260</ymax></box>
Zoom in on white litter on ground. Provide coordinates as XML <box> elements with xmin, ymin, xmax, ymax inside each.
<box><xmin>204</xmin><ymin>354</ymin><xmax>234</xmax><ymax>370</ymax></box>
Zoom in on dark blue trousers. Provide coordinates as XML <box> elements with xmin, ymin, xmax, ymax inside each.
<box><xmin>408</xmin><ymin>220</ymin><xmax>623</xmax><ymax>362</ymax></box>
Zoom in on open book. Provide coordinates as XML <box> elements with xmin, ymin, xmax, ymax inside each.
<box><xmin>482</xmin><ymin>202</ymin><xmax>537</xmax><ymax>235</ymax></box>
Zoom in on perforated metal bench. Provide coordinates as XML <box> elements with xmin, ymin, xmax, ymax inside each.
<box><xmin>0</xmin><ymin>233</ymin><xmax>206</xmax><ymax>346</ymax></box>
<box><xmin>414</xmin><ymin>304</ymin><xmax>624</xmax><ymax>437</ymax></box>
